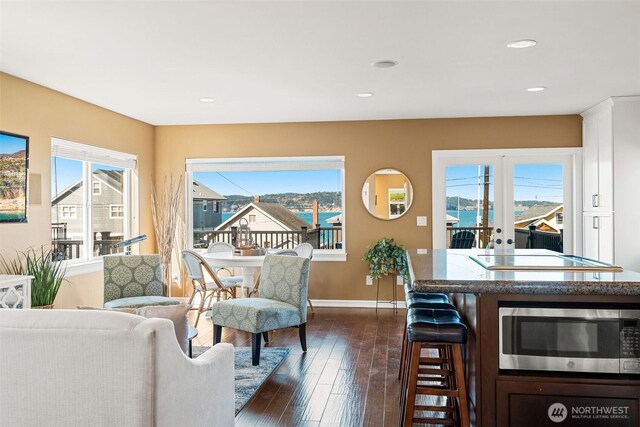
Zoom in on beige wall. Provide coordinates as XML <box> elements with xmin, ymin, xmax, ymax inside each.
<box><xmin>155</xmin><ymin>116</ymin><xmax>581</xmax><ymax>301</ymax></box>
<box><xmin>0</xmin><ymin>73</ymin><xmax>155</xmax><ymax>308</ymax></box>
<box><xmin>0</xmin><ymin>71</ymin><xmax>582</xmax><ymax>304</ymax></box>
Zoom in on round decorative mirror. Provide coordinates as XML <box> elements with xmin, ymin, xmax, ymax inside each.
<box><xmin>362</xmin><ymin>168</ymin><xmax>413</xmax><ymax>220</ymax></box>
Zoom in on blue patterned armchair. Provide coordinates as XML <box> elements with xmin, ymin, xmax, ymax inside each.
<box><xmin>210</xmin><ymin>254</ymin><xmax>311</xmax><ymax>365</ymax></box>
<box><xmin>103</xmin><ymin>254</ymin><xmax>180</xmax><ymax>309</ymax></box>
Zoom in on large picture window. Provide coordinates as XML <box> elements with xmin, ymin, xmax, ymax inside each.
<box><xmin>51</xmin><ymin>138</ymin><xmax>137</xmax><ymax>263</ymax></box>
<box><xmin>186</xmin><ymin>156</ymin><xmax>345</xmax><ymax>261</ymax></box>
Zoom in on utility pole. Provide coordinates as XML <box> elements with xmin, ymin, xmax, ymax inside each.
<box><xmin>481</xmin><ymin>165</ymin><xmax>490</xmax><ymax>247</ymax></box>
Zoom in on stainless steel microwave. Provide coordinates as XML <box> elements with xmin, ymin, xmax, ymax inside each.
<box><xmin>499</xmin><ymin>307</ymin><xmax>640</xmax><ymax>374</ymax></box>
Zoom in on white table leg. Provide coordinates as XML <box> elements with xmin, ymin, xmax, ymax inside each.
<box><xmin>241</xmin><ymin>267</ymin><xmax>257</xmax><ymax>297</ymax></box>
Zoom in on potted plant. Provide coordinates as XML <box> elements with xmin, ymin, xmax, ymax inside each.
<box><xmin>362</xmin><ymin>237</ymin><xmax>410</xmax><ymax>283</ymax></box>
<box><xmin>0</xmin><ymin>247</ymin><xmax>67</xmax><ymax>308</ymax></box>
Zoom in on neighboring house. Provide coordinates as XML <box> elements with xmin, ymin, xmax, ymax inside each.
<box><xmin>325</xmin><ymin>213</ymin><xmax>342</xmax><ymax>226</ymax></box>
<box><xmin>51</xmin><ymin>169</ymin><xmax>124</xmax><ymax>240</ymax></box>
<box><xmin>446</xmin><ymin>214</ymin><xmax>460</xmax><ymax>227</ymax></box>
<box><xmin>514</xmin><ymin>204</ymin><xmax>564</xmax><ymax>233</ymax></box>
<box><xmin>215</xmin><ymin>202</ymin><xmax>312</xmax><ymax>248</ymax></box>
<box><xmin>192</xmin><ymin>180</ymin><xmax>226</xmax><ymax>230</ymax></box>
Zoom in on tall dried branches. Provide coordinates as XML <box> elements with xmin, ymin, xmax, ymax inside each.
<box><xmin>151</xmin><ymin>175</ymin><xmax>183</xmax><ymax>296</ymax></box>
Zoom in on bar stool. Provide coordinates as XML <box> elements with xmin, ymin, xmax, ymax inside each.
<box><xmin>398</xmin><ymin>294</ymin><xmax>456</xmax><ymax>381</ymax></box>
<box><xmin>400</xmin><ymin>307</ymin><xmax>469</xmax><ymax>427</ymax></box>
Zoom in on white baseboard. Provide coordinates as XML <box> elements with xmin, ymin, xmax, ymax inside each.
<box><xmin>309</xmin><ymin>299</ymin><xmax>406</xmax><ymax>309</ymax></box>
<box><xmin>177</xmin><ymin>296</ymin><xmax>405</xmax><ymax>309</ymax></box>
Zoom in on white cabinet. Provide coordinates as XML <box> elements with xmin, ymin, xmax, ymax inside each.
<box><xmin>582</xmin><ymin>105</ymin><xmax>613</xmax><ymax>212</ymax></box>
<box><xmin>581</xmin><ymin>96</ymin><xmax>640</xmax><ymax>271</ymax></box>
<box><xmin>582</xmin><ymin>212</ymin><xmax>613</xmax><ymax>264</ymax></box>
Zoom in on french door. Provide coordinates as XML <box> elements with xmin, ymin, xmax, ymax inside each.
<box><xmin>432</xmin><ymin>148</ymin><xmax>581</xmax><ymax>253</ymax></box>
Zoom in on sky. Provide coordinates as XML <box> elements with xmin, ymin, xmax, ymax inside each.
<box><xmin>194</xmin><ymin>170</ymin><xmax>342</xmax><ymax>196</ymax></box>
<box><xmin>51</xmin><ymin>157</ymin><xmax>123</xmax><ymax>197</ymax></box>
<box><xmin>0</xmin><ymin>132</ymin><xmax>27</xmax><ymax>154</ymax></box>
<box><xmin>446</xmin><ymin>164</ymin><xmax>563</xmax><ymax>202</ymax></box>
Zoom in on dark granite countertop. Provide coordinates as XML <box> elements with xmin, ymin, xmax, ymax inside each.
<box><xmin>408</xmin><ymin>249</ymin><xmax>640</xmax><ymax>296</ymax></box>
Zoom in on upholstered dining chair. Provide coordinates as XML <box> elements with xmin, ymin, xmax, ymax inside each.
<box><xmin>103</xmin><ymin>254</ymin><xmax>180</xmax><ymax>309</ymax></box>
<box><xmin>182</xmin><ymin>250</ymin><xmax>241</xmax><ymax>327</ymax></box>
<box><xmin>207</xmin><ymin>242</ymin><xmax>244</xmax><ymax>286</ymax></box>
<box><xmin>210</xmin><ymin>254</ymin><xmax>311</xmax><ymax>365</ymax></box>
<box><xmin>292</xmin><ymin>243</ymin><xmax>315</xmax><ymax>313</ymax></box>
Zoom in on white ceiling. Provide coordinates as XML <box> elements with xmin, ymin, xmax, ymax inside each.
<box><xmin>1</xmin><ymin>1</ymin><xmax>639</xmax><ymax>126</ymax></box>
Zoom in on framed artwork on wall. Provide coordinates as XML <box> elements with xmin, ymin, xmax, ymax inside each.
<box><xmin>0</xmin><ymin>131</ymin><xmax>29</xmax><ymax>223</ymax></box>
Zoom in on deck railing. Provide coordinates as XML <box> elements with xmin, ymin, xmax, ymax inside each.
<box><xmin>51</xmin><ymin>238</ymin><xmax>123</xmax><ymax>261</ymax></box>
<box><xmin>515</xmin><ymin>226</ymin><xmax>563</xmax><ymax>252</ymax></box>
<box><xmin>193</xmin><ymin>225</ymin><xmax>343</xmax><ymax>250</ymax></box>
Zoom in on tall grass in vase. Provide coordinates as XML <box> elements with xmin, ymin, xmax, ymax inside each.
<box><xmin>151</xmin><ymin>175</ymin><xmax>183</xmax><ymax>297</ymax></box>
<box><xmin>0</xmin><ymin>247</ymin><xmax>67</xmax><ymax>308</ymax></box>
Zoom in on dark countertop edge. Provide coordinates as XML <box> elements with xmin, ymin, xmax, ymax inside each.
<box><xmin>412</xmin><ymin>280</ymin><xmax>640</xmax><ymax>296</ymax></box>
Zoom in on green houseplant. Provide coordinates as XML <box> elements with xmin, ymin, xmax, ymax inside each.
<box><xmin>0</xmin><ymin>247</ymin><xmax>67</xmax><ymax>308</ymax></box>
<box><xmin>362</xmin><ymin>237</ymin><xmax>410</xmax><ymax>283</ymax></box>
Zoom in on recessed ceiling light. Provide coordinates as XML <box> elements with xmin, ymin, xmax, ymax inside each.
<box><xmin>372</xmin><ymin>60</ymin><xmax>398</xmax><ymax>68</ymax></box>
<box><xmin>199</xmin><ymin>97</ymin><xmax>215</xmax><ymax>103</ymax></box>
<box><xmin>507</xmin><ymin>39</ymin><xmax>537</xmax><ymax>49</ymax></box>
<box><xmin>527</xmin><ymin>86</ymin><xmax>547</xmax><ymax>92</ymax></box>
<box><xmin>357</xmin><ymin>92</ymin><xmax>374</xmax><ymax>98</ymax></box>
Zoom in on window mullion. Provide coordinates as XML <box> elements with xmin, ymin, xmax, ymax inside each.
<box><xmin>124</xmin><ymin>169</ymin><xmax>130</xmax><ymax>241</ymax></box>
<box><xmin>84</xmin><ymin>161</ymin><xmax>93</xmax><ymax>260</ymax></box>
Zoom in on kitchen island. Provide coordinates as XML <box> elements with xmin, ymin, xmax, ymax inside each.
<box><xmin>407</xmin><ymin>249</ymin><xmax>640</xmax><ymax>427</ymax></box>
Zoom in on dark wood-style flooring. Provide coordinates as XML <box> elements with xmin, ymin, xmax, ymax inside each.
<box><xmin>188</xmin><ymin>307</ymin><xmax>406</xmax><ymax>427</ymax></box>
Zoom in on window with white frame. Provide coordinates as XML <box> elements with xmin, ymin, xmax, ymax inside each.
<box><xmin>186</xmin><ymin>156</ymin><xmax>346</xmax><ymax>260</ymax></box>
<box><xmin>388</xmin><ymin>188</ymin><xmax>407</xmax><ymax>219</ymax></box>
<box><xmin>109</xmin><ymin>204</ymin><xmax>124</xmax><ymax>219</ymax></box>
<box><xmin>60</xmin><ymin>205</ymin><xmax>77</xmax><ymax>219</ymax></box>
<box><xmin>51</xmin><ymin>138</ymin><xmax>137</xmax><ymax>262</ymax></box>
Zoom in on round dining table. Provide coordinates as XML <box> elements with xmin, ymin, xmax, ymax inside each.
<box><xmin>200</xmin><ymin>252</ymin><xmax>266</xmax><ymax>295</ymax></box>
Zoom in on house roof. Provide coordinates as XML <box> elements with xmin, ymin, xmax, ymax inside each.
<box><xmin>216</xmin><ymin>202</ymin><xmax>312</xmax><ymax>231</ymax></box>
<box><xmin>193</xmin><ymin>180</ymin><xmax>226</xmax><ymax>201</ymax></box>
<box><xmin>51</xmin><ymin>169</ymin><xmax>123</xmax><ymax>205</ymax></box>
<box><xmin>446</xmin><ymin>214</ymin><xmax>460</xmax><ymax>224</ymax></box>
<box><xmin>514</xmin><ymin>204</ymin><xmax>563</xmax><ymax>224</ymax></box>
<box><xmin>326</xmin><ymin>214</ymin><xmax>341</xmax><ymax>224</ymax></box>
<box><xmin>529</xmin><ymin>218</ymin><xmax>562</xmax><ymax>233</ymax></box>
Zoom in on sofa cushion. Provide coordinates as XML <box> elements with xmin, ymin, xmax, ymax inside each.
<box><xmin>79</xmin><ymin>303</ymin><xmax>190</xmax><ymax>353</ymax></box>
<box><xmin>104</xmin><ymin>295</ymin><xmax>180</xmax><ymax>309</ymax></box>
<box><xmin>136</xmin><ymin>304</ymin><xmax>190</xmax><ymax>353</ymax></box>
<box><xmin>209</xmin><ymin>298</ymin><xmax>300</xmax><ymax>334</ymax></box>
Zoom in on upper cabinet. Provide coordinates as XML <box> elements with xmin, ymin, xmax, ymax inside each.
<box><xmin>581</xmin><ymin>100</ymin><xmax>613</xmax><ymax>212</ymax></box>
<box><xmin>581</xmin><ymin>96</ymin><xmax>640</xmax><ymax>271</ymax></box>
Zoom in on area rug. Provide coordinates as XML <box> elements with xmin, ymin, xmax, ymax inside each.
<box><xmin>191</xmin><ymin>346</ymin><xmax>289</xmax><ymax>414</ymax></box>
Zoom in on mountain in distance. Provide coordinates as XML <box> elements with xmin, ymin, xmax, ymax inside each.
<box><xmin>446</xmin><ymin>196</ymin><xmax>559</xmax><ymax>211</ymax></box>
<box><xmin>222</xmin><ymin>191</ymin><xmax>341</xmax><ymax>213</ymax></box>
<box><xmin>0</xmin><ymin>149</ymin><xmax>26</xmax><ymax>160</ymax></box>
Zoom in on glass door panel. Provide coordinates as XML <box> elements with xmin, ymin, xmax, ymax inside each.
<box><xmin>511</xmin><ymin>163</ymin><xmax>564</xmax><ymax>252</ymax></box>
<box><xmin>445</xmin><ymin>165</ymin><xmax>495</xmax><ymax>249</ymax></box>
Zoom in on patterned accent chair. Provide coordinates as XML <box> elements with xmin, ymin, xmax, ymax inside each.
<box><xmin>210</xmin><ymin>254</ymin><xmax>311</xmax><ymax>365</ymax></box>
<box><xmin>103</xmin><ymin>254</ymin><xmax>180</xmax><ymax>309</ymax></box>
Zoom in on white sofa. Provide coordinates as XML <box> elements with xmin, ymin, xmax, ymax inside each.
<box><xmin>0</xmin><ymin>309</ymin><xmax>235</xmax><ymax>426</ymax></box>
